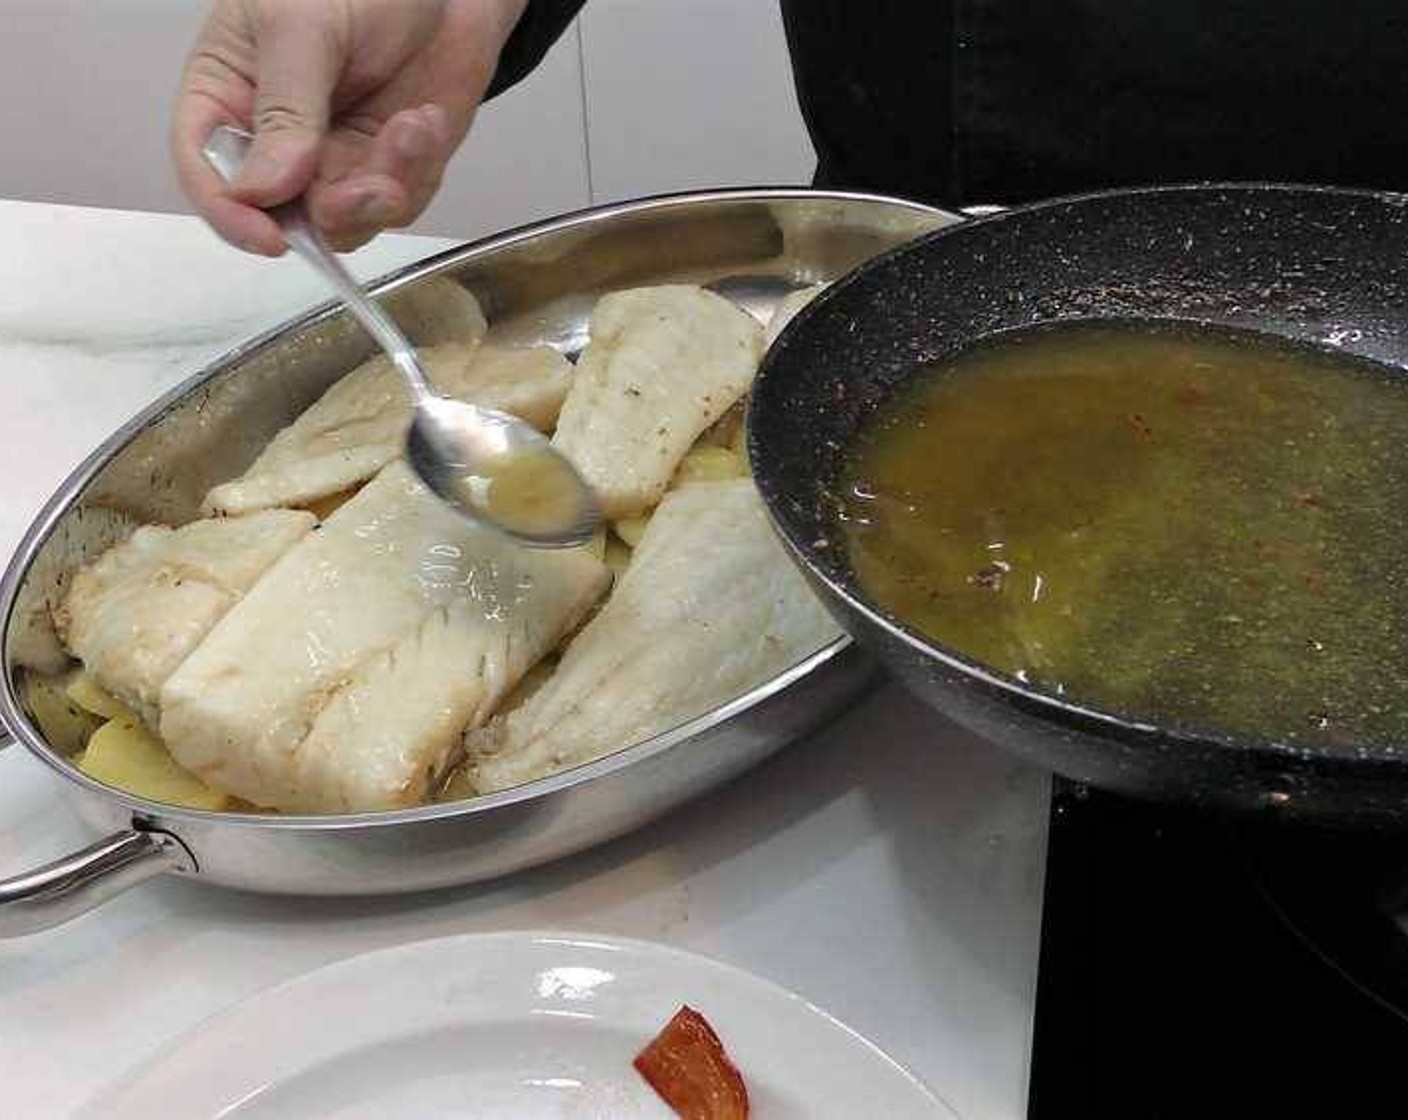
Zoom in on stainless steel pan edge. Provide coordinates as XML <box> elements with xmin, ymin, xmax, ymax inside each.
<box><xmin>0</xmin><ymin>187</ymin><xmax>959</xmax><ymax>935</ymax></box>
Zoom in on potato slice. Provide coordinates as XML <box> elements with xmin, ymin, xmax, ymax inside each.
<box><xmin>436</xmin><ymin>765</ymin><xmax>477</xmax><ymax>803</ymax></box>
<box><xmin>65</xmin><ymin>671</ymin><xmax>139</xmax><ymax>723</ymax></box>
<box><xmin>698</xmin><ymin>400</ymin><xmax>746</xmax><ymax>450</ymax></box>
<box><xmin>604</xmin><ymin>534</ymin><xmax>633</xmax><ymax>577</ymax></box>
<box><xmin>78</xmin><ymin>716</ymin><xmax>230</xmax><ymax>811</ymax></box>
<box><xmin>672</xmin><ymin>445</ymin><xmax>746</xmax><ymax>486</ymax></box>
<box><xmin>612</xmin><ymin>516</ymin><xmax>650</xmax><ymax>549</ymax></box>
<box><xmin>22</xmin><ymin>671</ymin><xmax>102</xmax><ymax>756</ymax></box>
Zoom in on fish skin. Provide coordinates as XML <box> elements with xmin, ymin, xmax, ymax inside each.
<box><xmin>203</xmin><ymin>342</ymin><xmax>572</xmax><ymax>516</ymax></box>
<box><xmin>467</xmin><ymin>478</ymin><xmax>840</xmax><ymax>793</ymax></box>
<box><xmin>552</xmin><ymin>286</ymin><xmax>763</xmax><ymax>520</ymax></box>
<box><xmin>162</xmin><ymin>461</ymin><xmax>610</xmax><ymax>812</ymax></box>
<box><xmin>56</xmin><ymin>509</ymin><xmax>316</xmax><ymax>725</ymax></box>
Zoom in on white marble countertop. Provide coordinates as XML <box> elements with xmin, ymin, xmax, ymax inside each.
<box><xmin>0</xmin><ymin>200</ymin><xmax>1049</xmax><ymax>1120</ymax></box>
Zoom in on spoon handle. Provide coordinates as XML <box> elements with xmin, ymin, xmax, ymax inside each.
<box><xmin>201</xmin><ymin>125</ymin><xmax>432</xmax><ymax>398</ymax></box>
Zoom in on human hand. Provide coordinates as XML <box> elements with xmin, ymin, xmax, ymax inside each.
<box><xmin>172</xmin><ymin>0</ymin><xmax>527</xmax><ymax>254</ymax></box>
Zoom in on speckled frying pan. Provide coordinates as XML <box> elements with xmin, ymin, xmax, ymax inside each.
<box><xmin>751</xmin><ymin>184</ymin><xmax>1408</xmax><ymax>828</ymax></box>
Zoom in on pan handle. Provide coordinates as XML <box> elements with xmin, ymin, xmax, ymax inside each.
<box><xmin>0</xmin><ymin>829</ymin><xmax>195</xmax><ymax>938</ymax></box>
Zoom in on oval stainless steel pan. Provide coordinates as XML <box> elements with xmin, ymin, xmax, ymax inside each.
<box><xmin>0</xmin><ymin>189</ymin><xmax>960</xmax><ymax>935</ymax></box>
<box><xmin>751</xmin><ymin>183</ymin><xmax>1408</xmax><ymax>829</ymax></box>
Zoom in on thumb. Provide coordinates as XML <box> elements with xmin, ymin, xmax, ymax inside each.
<box><xmin>232</xmin><ymin>10</ymin><xmax>342</xmax><ymax>206</ymax></box>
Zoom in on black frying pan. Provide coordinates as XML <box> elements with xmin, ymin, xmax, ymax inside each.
<box><xmin>751</xmin><ymin>184</ymin><xmax>1408</xmax><ymax>828</ymax></box>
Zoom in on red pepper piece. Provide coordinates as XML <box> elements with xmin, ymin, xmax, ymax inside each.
<box><xmin>633</xmin><ymin>1005</ymin><xmax>750</xmax><ymax>1119</ymax></box>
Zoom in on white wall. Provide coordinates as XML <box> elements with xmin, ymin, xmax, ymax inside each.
<box><xmin>0</xmin><ymin>0</ymin><xmax>814</xmax><ymax>240</ymax></box>
<box><xmin>580</xmin><ymin>0</ymin><xmax>813</xmax><ymax>202</ymax></box>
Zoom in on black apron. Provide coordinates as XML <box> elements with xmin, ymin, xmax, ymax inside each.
<box><xmin>494</xmin><ymin>1</ymin><xmax>1408</xmax><ymax>208</ymax></box>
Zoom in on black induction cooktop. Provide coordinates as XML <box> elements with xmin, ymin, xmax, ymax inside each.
<box><xmin>1027</xmin><ymin>779</ymin><xmax>1408</xmax><ymax>1117</ymax></box>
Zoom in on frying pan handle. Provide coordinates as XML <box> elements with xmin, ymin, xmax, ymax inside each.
<box><xmin>0</xmin><ymin>829</ymin><xmax>194</xmax><ymax>938</ymax></box>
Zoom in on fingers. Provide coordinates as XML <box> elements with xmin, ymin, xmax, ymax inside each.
<box><xmin>308</xmin><ymin>104</ymin><xmax>456</xmax><ymax>249</ymax></box>
<box><xmin>171</xmin><ymin>50</ymin><xmax>287</xmax><ymax>256</ymax></box>
<box><xmin>301</xmin><ymin>0</ymin><xmax>504</xmax><ymax>246</ymax></box>
<box><xmin>229</xmin><ymin>4</ymin><xmax>344</xmax><ymax>208</ymax></box>
<box><xmin>296</xmin><ymin>0</ymin><xmax>513</xmax><ymax>250</ymax></box>
<box><xmin>175</xmin><ymin>0</ymin><xmax>499</xmax><ymax>254</ymax></box>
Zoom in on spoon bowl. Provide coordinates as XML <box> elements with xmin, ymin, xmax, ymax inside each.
<box><xmin>406</xmin><ymin>397</ymin><xmax>599</xmax><ymax>547</ymax></box>
<box><xmin>201</xmin><ymin>125</ymin><xmax>600</xmax><ymax>547</ymax></box>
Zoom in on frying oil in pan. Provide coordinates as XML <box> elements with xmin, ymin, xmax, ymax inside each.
<box><xmin>841</xmin><ymin>320</ymin><xmax>1408</xmax><ymax>749</ymax></box>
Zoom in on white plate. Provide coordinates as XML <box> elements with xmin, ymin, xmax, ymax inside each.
<box><xmin>93</xmin><ymin>931</ymin><xmax>956</xmax><ymax>1119</ymax></box>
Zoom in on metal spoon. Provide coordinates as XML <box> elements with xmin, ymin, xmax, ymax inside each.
<box><xmin>201</xmin><ymin>125</ymin><xmax>600</xmax><ymax>548</ymax></box>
